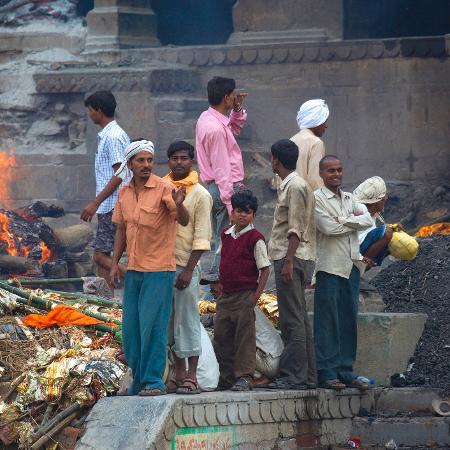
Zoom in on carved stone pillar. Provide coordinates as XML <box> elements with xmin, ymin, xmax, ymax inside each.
<box><xmin>228</xmin><ymin>0</ymin><xmax>342</xmax><ymax>44</ymax></box>
<box><xmin>85</xmin><ymin>0</ymin><xmax>159</xmax><ymax>51</ymax></box>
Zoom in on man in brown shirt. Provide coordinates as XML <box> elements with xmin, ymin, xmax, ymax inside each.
<box><xmin>110</xmin><ymin>140</ymin><xmax>189</xmax><ymax>396</ymax></box>
<box><xmin>267</xmin><ymin>139</ymin><xmax>316</xmax><ymax>390</ymax></box>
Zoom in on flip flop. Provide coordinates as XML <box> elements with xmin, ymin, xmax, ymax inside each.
<box><xmin>319</xmin><ymin>379</ymin><xmax>346</xmax><ymax>390</ymax></box>
<box><xmin>176</xmin><ymin>377</ymin><xmax>201</xmax><ymax>395</ymax></box>
<box><xmin>138</xmin><ymin>388</ymin><xmax>167</xmax><ymax>397</ymax></box>
<box><xmin>346</xmin><ymin>379</ymin><xmax>369</xmax><ymax>391</ymax></box>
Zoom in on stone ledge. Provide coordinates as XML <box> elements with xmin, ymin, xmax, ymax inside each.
<box><xmin>77</xmin><ymin>389</ymin><xmax>364</xmax><ymax>449</ymax></box>
<box><xmin>143</xmin><ymin>35</ymin><xmax>448</xmax><ymax>67</ymax></box>
<box><xmin>34</xmin><ymin>67</ymin><xmax>201</xmax><ymax>94</ymax></box>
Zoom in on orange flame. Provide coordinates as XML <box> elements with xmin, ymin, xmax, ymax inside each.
<box><xmin>415</xmin><ymin>222</ymin><xmax>450</xmax><ymax>237</ymax></box>
<box><xmin>0</xmin><ymin>212</ymin><xmax>52</xmax><ymax>264</ymax></box>
<box><xmin>0</xmin><ymin>150</ymin><xmax>16</xmax><ymax>208</ymax></box>
<box><xmin>39</xmin><ymin>242</ymin><xmax>52</xmax><ymax>264</ymax></box>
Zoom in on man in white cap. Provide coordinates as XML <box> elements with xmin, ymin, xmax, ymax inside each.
<box><xmin>290</xmin><ymin>98</ymin><xmax>329</xmax><ymax>191</ymax></box>
<box><xmin>353</xmin><ymin>176</ymin><xmax>395</xmax><ymax>267</ymax></box>
<box><xmin>110</xmin><ymin>140</ymin><xmax>189</xmax><ymax>397</ymax></box>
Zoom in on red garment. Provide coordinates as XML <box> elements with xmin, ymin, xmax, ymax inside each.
<box><xmin>219</xmin><ymin>228</ymin><xmax>264</xmax><ymax>293</ymax></box>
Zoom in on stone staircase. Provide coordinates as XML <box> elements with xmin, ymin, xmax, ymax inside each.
<box><xmin>347</xmin><ymin>387</ymin><xmax>450</xmax><ymax>449</ymax></box>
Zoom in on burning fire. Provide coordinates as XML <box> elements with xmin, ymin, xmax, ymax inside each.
<box><xmin>415</xmin><ymin>222</ymin><xmax>450</xmax><ymax>237</ymax></box>
<box><xmin>0</xmin><ymin>150</ymin><xmax>16</xmax><ymax>207</ymax></box>
<box><xmin>0</xmin><ymin>212</ymin><xmax>52</xmax><ymax>264</ymax></box>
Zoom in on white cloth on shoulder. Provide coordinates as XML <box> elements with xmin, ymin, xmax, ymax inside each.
<box><xmin>114</xmin><ymin>139</ymin><xmax>154</xmax><ymax>179</ymax></box>
<box><xmin>296</xmin><ymin>99</ymin><xmax>329</xmax><ymax>129</ymax></box>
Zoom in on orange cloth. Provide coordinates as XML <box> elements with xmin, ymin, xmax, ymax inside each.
<box><xmin>23</xmin><ymin>305</ymin><xmax>117</xmax><ymax>329</ymax></box>
<box><xmin>112</xmin><ymin>174</ymin><xmax>178</xmax><ymax>272</ymax></box>
<box><xmin>163</xmin><ymin>170</ymin><xmax>199</xmax><ymax>194</ymax></box>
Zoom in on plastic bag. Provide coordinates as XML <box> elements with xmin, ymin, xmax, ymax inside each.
<box><xmin>254</xmin><ymin>307</ymin><xmax>284</xmax><ymax>378</ymax></box>
<box><xmin>197</xmin><ymin>323</ymin><xmax>219</xmax><ymax>391</ymax></box>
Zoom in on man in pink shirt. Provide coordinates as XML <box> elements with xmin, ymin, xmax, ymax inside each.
<box><xmin>196</xmin><ymin>76</ymin><xmax>248</xmax><ymax>277</ymax></box>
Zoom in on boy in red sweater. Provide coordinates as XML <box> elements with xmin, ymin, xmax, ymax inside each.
<box><xmin>214</xmin><ymin>190</ymin><xmax>271</xmax><ymax>391</ymax></box>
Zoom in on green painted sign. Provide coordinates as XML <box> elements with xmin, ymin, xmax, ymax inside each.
<box><xmin>171</xmin><ymin>425</ymin><xmax>236</xmax><ymax>449</ymax></box>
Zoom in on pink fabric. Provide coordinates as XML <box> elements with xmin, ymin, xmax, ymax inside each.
<box><xmin>195</xmin><ymin>107</ymin><xmax>246</xmax><ymax>214</ymax></box>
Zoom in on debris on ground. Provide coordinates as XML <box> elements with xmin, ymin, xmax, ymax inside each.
<box><xmin>372</xmin><ymin>234</ymin><xmax>450</xmax><ymax>394</ymax></box>
<box><xmin>0</xmin><ymin>280</ymin><xmax>125</xmax><ymax>449</ymax></box>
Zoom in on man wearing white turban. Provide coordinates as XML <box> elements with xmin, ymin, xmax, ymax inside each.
<box><xmin>110</xmin><ymin>139</ymin><xmax>190</xmax><ymax>396</ymax></box>
<box><xmin>290</xmin><ymin>99</ymin><xmax>329</xmax><ymax>191</ymax></box>
<box><xmin>353</xmin><ymin>176</ymin><xmax>395</xmax><ymax>266</ymax></box>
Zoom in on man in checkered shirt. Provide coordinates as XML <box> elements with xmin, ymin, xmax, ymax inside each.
<box><xmin>81</xmin><ymin>91</ymin><xmax>130</xmax><ymax>283</ymax></box>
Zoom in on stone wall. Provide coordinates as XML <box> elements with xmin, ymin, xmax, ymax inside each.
<box><xmin>1</xmin><ymin>35</ymin><xmax>449</xmax><ymax>213</ymax></box>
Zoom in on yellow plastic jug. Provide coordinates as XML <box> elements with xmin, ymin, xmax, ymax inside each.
<box><xmin>388</xmin><ymin>230</ymin><xmax>419</xmax><ymax>261</ymax></box>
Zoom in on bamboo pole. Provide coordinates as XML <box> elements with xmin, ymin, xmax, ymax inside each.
<box><xmin>0</xmin><ymin>281</ymin><xmax>122</xmax><ymax>336</ymax></box>
<box><xmin>45</xmin><ymin>289</ymin><xmax>122</xmax><ymax>309</ymax></box>
<box><xmin>9</xmin><ymin>278</ymin><xmax>84</xmax><ymax>286</ymax></box>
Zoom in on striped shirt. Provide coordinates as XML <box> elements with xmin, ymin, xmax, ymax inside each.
<box><xmin>95</xmin><ymin>120</ymin><xmax>130</xmax><ymax>214</ymax></box>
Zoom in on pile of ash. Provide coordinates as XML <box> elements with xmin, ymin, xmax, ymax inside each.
<box><xmin>372</xmin><ymin>234</ymin><xmax>450</xmax><ymax>393</ymax></box>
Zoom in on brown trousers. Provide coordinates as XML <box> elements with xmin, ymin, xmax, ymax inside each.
<box><xmin>214</xmin><ymin>290</ymin><xmax>256</xmax><ymax>387</ymax></box>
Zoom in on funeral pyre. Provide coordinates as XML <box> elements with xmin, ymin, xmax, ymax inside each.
<box><xmin>0</xmin><ymin>201</ymin><xmax>94</xmax><ymax>279</ymax></box>
<box><xmin>0</xmin><ymin>279</ymin><xmax>124</xmax><ymax>449</ymax></box>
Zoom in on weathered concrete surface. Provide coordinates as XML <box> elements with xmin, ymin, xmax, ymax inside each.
<box><xmin>352</xmin><ymin>416</ymin><xmax>450</xmax><ymax>447</ymax></box>
<box><xmin>231</xmin><ymin>0</ymin><xmax>342</xmax><ymax>39</ymax></box>
<box><xmin>85</xmin><ymin>0</ymin><xmax>159</xmax><ymax>51</ymax></box>
<box><xmin>353</xmin><ymin>313</ymin><xmax>427</xmax><ymax>386</ymax></box>
<box><xmin>305</xmin><ymin>289</ymin><xmax>386</xmax><ymax>313</ymax></box>
<box><xmin>77</xmin><ymin>389</ymin><xmax>362</xmax><ymax>450</ymax></box>
<box><xmin>359</xmin><ymin>387</ymin><xmax>440</xmax><ymax>416</ymax></box>
<box><xmin>307</xmin><ymin>312</ymin><xmax>427</xmax><ymax>386</ymax></box>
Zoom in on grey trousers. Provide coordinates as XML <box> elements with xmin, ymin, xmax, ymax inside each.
<box><xmin>205</xmin><ymin>181</ymin><xmax>245</xmax><ymax>277</ymax></box>
<box><xmin>274</xmin><ymin>257</ymin><xmax>316</xmax><ymax>385</ymax></box>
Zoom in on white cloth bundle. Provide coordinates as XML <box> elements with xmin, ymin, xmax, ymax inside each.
<box><xmin>296</xmin><ymin>99</ymin><xmax>329</xmax><ymax>129</ymax></box>
<box><xmin>114</xmin><ymin>139</ymin><xmax>154</xmax><ymax>179</ymax></box>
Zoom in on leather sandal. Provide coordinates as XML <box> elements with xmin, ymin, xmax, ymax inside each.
<box><xmin>176</xmin><ymin>377</ymin><xmax>201</xmax><ymax>395</ymax></box>
<box><xmin>231</xmin><ymin>377</ymin><xmax>253</xmax><ymax>391</ymax></box>
<box><xmin>347</xmin><ymin>378</ymin><xmax>369</xmax><ymax>391</ymax></box>
<box><xmin>166</xmin><ymin>376</ymin><xmax>182</xmax><ymax>394</ymax></box>
<box><xmin>320</xmin><ymin>379</ymin><xmax>346</xmax><ymax>390</ymax></box>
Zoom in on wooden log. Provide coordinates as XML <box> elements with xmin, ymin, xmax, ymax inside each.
<box><xmin>30</xmin><ymin>403</ymin><xmax>81</xmax><ymax>444</ymax></box>
<box><xmin>2</xmin><ymin>373</ymin><xmax>26</xmax><ymax>401</ymax></box>
<box><xmin>0</xmin><ymin>255</ymin><xmax>40</xmax><ymax>275</ymax></box>
<box><xmin>53</xmin><ymin>225</ymin><xmax>94</xmax><ymax>252</ymax></box>
<box><xmin>30</xmin><ymin>410</ymin><xmax>80</xmax><ymax>450</ymax></box>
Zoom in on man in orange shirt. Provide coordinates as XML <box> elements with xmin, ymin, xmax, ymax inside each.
<box><xmin>110</xmin><ymin>140</ymin><xmax>189</xmax><ymax>396</ymax></box>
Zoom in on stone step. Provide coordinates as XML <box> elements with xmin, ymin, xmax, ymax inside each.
<box><xmin>305</xmin><ymin>289</ymin><xmax>386</xmax><ymax>313</ymax></box>
<box><xmin>363</xmin><ymin>387</ymin><xmax>440</xmax><ymax>416</ymax></box>
<box><xmin>77</xmin><ymin>389</ymin><xmax>362</xmax><ymax>450</ymax></box>
<box><xmin>351</xmin><ymin>416</ymin><xmax>450</xmax><ymax>448</ymax></box>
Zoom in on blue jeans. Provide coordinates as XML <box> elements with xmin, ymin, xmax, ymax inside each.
<box><xmin>122</xmin><ymin>270</ymin><xmax>175</xmax><ymax>394</ymax></box>
<box><xmin>205</xmin><ymin>181</ymin><xmax>244</xmax><ymax>277</ymax></box>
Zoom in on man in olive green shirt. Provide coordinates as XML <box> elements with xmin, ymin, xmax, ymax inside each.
<box><xmin>266</xmin><ymin>139</ymin><xmax>316</xmax><ymax>390</ymax></box>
